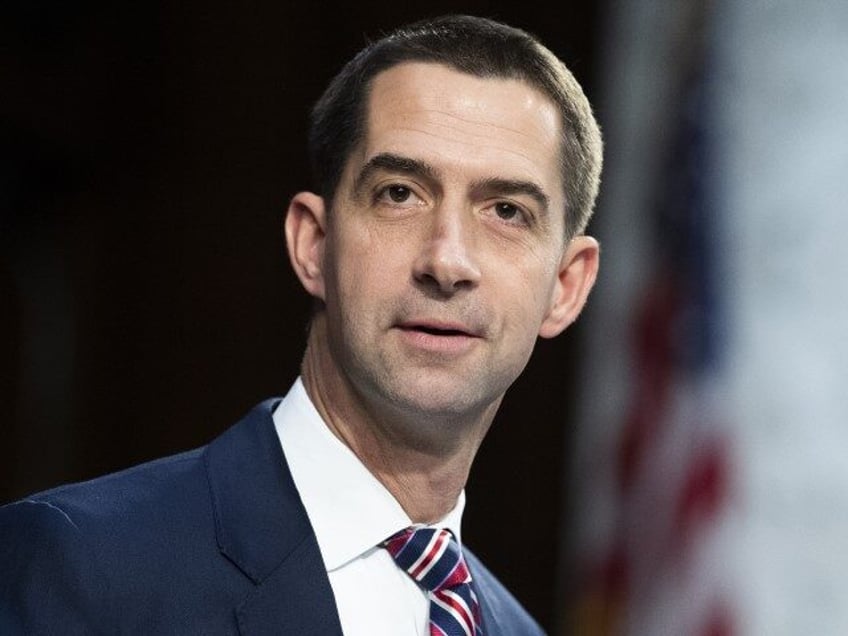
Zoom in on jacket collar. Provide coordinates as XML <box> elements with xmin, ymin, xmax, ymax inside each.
<box><xmin>203</xmin><ymin>399</ymin><xmax>511</xmax><ymax>635</ymax></box>
<box><xmin>204</xmin><ymin>399</ymin><xmax>344</xmax><ymax>635</ymax></box>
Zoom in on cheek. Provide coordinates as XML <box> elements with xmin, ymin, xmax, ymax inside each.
<box><xmin>511</xmin><ymin>258</ymin><xmax>560</xmax><ymax>313</ymax></box>
<box><xmin>332</xmin><ymin>230</ymin><xmax>406</xmax><ymax>307</ymax></box>
<box><xmin>496</xmin><ymin>273</ymin><xmax>561</xmax><ymax>350</ymax></box>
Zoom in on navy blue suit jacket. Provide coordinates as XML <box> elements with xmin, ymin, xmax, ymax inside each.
<box><xmin>0</xmin><ymin>400</ymin><xmax>544</xmax><ymax>635</ymax></box>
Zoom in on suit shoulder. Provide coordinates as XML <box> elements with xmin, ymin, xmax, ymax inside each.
<box><xmin>464</xmin><ymin>548</ymin><xmax>546</xmax><ymax>635</ymax></box>
<box><xmin>0</xmin><ymin>448</ymin><xmax>210</xmax><ymax>634</ymax></box>
<box><xmin>0</xmin><ymin>447</ymin><xmax>209</xmax><ymax>581</ymax></box>
<box><xmin>0</xmin><ymin>492</ymin><xmax>111</xmax><ymax>633</ymax></box>
<box><xmin>6</xmin><ymin>447</ymin><xmax>204</xmax><ymax>524</ymax></box>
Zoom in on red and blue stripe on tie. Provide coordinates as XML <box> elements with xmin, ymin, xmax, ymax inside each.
<box><xmin>384</xmin><ymin>526</ymin><xmax>483</xmax><ymax>636</ymax></box>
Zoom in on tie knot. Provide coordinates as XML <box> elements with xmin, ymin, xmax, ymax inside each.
<box><xmin>384</xmin><ymin>526</ymin><xmax>483</xmax><ymax>636</ymax></box>
<box><xmin>383</xmin><ymin>526</ymin><xmax>472</xmax><ymax>593</ymax></box>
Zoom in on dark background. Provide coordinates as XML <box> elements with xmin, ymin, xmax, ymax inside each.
<box><xmin>1</xmin><ymin>2</ymin><xmax>601</xmax><ymax>631</ymax></box>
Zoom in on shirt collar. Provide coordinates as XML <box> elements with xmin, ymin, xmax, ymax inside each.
<box><xmin>273</xmin><ymin>378</ymin><xmax>465</xmax><ymax>572</ymax></box>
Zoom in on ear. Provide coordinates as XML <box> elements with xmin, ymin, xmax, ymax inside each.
<box><xmin>284</xmin><ymin>191</ymin><xmax>327</xmax><ymax>301</ymax></box>
<box><xmin>539</xmin><ymin>236</ymin><xmax>600</xmax><ymax>339</ymax></box>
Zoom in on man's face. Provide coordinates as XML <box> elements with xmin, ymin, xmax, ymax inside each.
<box><xmin>311</xmin><ymin>62</ymin><xmax>582</xmax><ymax>421</ymax></box>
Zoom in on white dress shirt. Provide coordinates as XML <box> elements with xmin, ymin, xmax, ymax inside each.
<box><xmin>273</xmin><ymin>378</ymin><xmax>465</xmax><ymax>636</ymax></box>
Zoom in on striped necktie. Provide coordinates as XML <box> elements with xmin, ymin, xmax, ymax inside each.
<box><xmin>384</xmin><ymin>526</ymin><xmax>483</xmax><ymax>636</ymax></box>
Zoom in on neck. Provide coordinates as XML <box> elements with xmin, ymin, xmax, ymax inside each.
<box><xmin>300</xmin><ymin>317</ymin><xmax>499</xmax><ymax>523</ymax></box>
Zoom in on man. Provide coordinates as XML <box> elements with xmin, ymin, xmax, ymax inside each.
<box><xmin>0</xmin><ymin>15</ymin><xmax>601</xmax><ymax>635</ymax></box>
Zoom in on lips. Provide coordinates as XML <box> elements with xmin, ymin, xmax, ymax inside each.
<box><xmin>397</xmin><ymin>320</ymin><xmax>480</xmax><ymax>338</ymax></box>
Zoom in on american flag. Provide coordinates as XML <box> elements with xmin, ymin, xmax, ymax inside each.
<box><xmin>564</xmin><ymin>2</ymin><xmax>735</xmax><ymax>634</ymax></box>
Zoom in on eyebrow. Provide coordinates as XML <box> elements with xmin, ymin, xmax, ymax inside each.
<box><xmin>353</xmin><ymin>153</ymin><xmax>438</xmax><ymax>195</ymax></box>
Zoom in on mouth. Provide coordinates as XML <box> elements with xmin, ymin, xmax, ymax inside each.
<box><xmin>395</xmin><ymin>320</ymin><xmax>482</xmax><ymax>354</ymax></box>
<box><xmin>397</xmin><ymin>321</ymin><xmax>479</xmax><ymax>338</ymax></box>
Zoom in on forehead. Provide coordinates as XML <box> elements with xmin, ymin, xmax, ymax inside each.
<box><xmin>352</xmin><ymin>63</ymin><xmax>564</xmax><ymax>204</ymax></box>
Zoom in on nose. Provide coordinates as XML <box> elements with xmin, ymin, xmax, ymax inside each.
<box><xmin>412</xmin><ymin>208</ymin><xmax>481</xmax><ymax>295</ymax></box>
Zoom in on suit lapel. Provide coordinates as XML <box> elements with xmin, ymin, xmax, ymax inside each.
<box><xmin>235</xmin><ymin>532</ymin><xmax>343</xmax><ymax>635</ymax></box>
<box><xmin>466</xmin><ymin>550</ymin><xmax>508</xmax><ymax>636</ymax></box>
<box><xmin>476</xmin><ymin>591</ymin><xmax>504</xmax><ymax>636</ymax></box>
<box><xmin>204</xmin><ymin>400</ymin><xmax>343</xmax><ymax>636</ymax></box>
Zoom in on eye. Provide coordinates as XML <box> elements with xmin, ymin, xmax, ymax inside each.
<box><xmin>491</xmin><ymin>201</ymin><xmax>530</xmax><ymax>227</ymax></box>
<box><xmin>375</xmin><ymin>183</ymin><xmax>423</xmax><ymax>207</ymax></box>
<box><xmin>495</xmin><ymin>202</ymin><xmax>519</xmax><ymax>220</ymax></box>
<box><xmin>387</xmin><ymin>185</ymin><xmax>411</xmax><ymax>203</ymax></box>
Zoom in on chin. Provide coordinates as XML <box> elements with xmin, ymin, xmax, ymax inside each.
<box><xmin>377</xmin><ymin>375</ymin><xmax>504</xmax><ymax>423</ymax></box>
